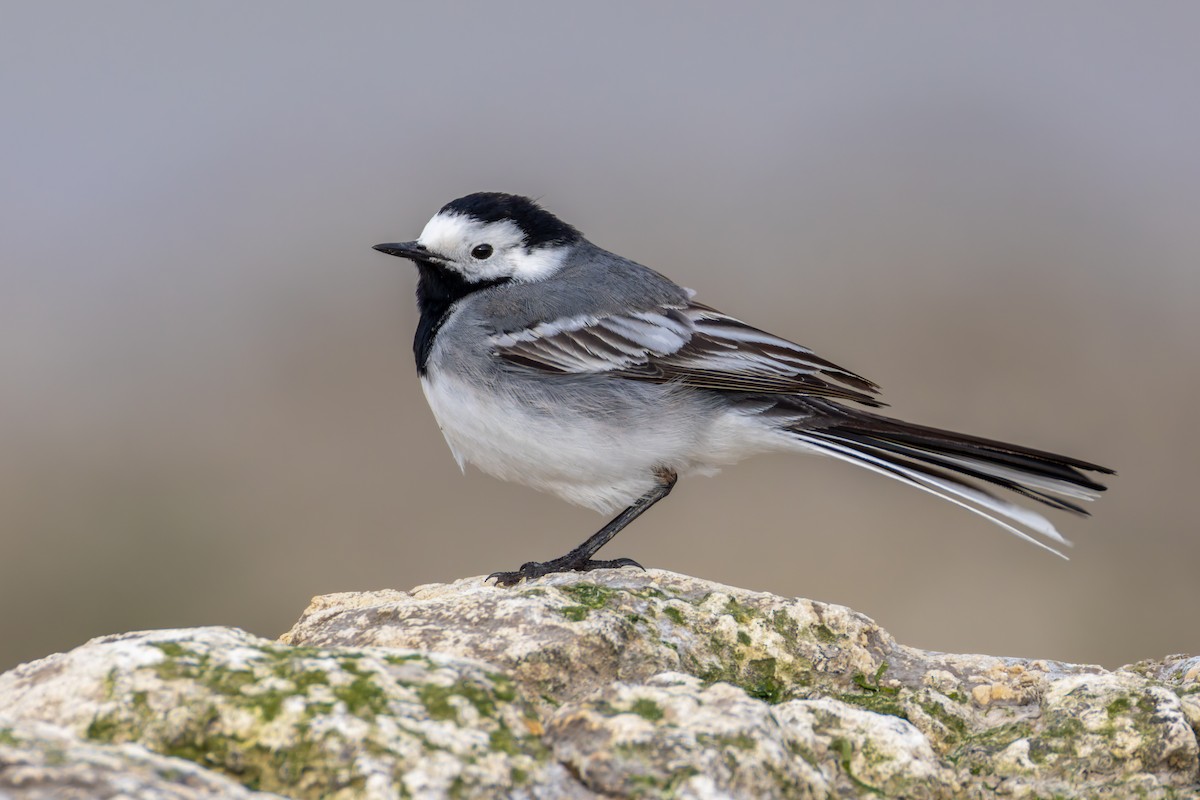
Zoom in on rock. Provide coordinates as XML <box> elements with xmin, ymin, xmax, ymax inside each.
<box><xmin>0</xmin><ymin>627</ymin><xmax>583</xmax><ymax>799</ymax></box>
<box><xmin>0</xmin><ymin>719</ymin><xmax>287</xmax><ymax>799</ymax></box>
<box><xmin>1</xmin><ymin>569</ymin><xmax>1197</xmax><ymax>799</ymax></box>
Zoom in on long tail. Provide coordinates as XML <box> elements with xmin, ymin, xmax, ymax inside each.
<box><xmin>789</xmin><ymin>412</ymin><xmax>1115</xmax><ymax>558</ymax></box>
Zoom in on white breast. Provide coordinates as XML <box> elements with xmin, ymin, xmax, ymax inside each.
<box><xmin>418</xmin><ymin>367</ymin><xmax>743</xmax><ymax>514</ymax></box>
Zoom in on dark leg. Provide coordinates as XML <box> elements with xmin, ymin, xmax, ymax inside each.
<box><xmin>487</xmin><ymin>469</ymin><xmax>678</xmax><ymax>586</ymax></box>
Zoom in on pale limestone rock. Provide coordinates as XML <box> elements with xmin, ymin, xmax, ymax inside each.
<box><xmin>773</xmin><ymin>698</ymin><xmax>959</xmax><ymax>797</ymax></box>
<box><xmin>0</xmin><ymin>719</ymin><xmax>287</xmax><ymax>799</ymax></box>
<box><xmin>0</xmin><ymin>569</ymin><xmax>1197</xmax><ymax>799</ymax></box>
<box><xmin>278</xmin><ymin>570</ymin><xmax>886</xmax><ymax>710</ymax></box>
<box><xmin>0</xmin><ymin>628</ymin><xmax>590</xmax><ymax>799</ymax></box>
<box><xmin>544</xmin><ymin>677</ymin><xmax>831</xmax><ymax>799</ymax></box>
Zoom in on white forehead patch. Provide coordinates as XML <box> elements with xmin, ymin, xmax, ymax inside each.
<box><xmin>416</xmin><ymin>211</ymin><xmax>568</xmax><ymax>282</ymax></box>
<box><xmin>418</xmin><ymin>212</ymin><xmax>524</xmax><ymax>255</ymax></box>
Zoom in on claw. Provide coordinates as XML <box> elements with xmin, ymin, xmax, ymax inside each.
<box><xmin>485</xmin><ymin>556</ymin><xmax>643</xmax><ymax>587</ymax></box>
<box><xmin>486</xmin><ymin>570</ymin><xmax>526</xmax><ymax>587</ymax></box>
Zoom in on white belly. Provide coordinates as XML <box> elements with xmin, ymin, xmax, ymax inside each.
<box><xmin>419</xmin><ymin>369</ymin><xmax>759</xmax><ymax>513</ymax></box>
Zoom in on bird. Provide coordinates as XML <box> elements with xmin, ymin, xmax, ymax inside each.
<box><xmin>373</xmin><ymin>192</ymin><xmax>1113</xmax><ymax>586</ymax></box>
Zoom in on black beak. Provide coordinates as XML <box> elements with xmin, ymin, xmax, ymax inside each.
<box><xmin>372</xmin><ymin>241</ymin><xmax>443</xmax><ymax>264</ymax></box>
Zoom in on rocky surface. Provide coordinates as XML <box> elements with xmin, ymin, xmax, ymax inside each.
<box><xmin>0</xmin><ymin>719</ymin><xmax>287</xmax><ymax>799</ymax></box>
<box><xmin>1</xmin><ymin>569</ymin><xmax>1197</xmax><ymax>799</ymax></box>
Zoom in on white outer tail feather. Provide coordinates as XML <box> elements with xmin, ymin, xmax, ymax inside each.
<box><xmin>792</xmin><ymin>433</ymin><xmax>1078</xmax><ymax>559</ymax></box>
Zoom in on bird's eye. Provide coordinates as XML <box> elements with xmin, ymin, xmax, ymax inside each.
<box><xmin>471</xmin><ymin>244</ymin><xmax>493</xmax><ymax>260</ymax></box>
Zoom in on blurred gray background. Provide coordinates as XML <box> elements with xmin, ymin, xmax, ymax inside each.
<box><xmin>2</xmin><ymin>2</ymin><xmax>1197</xmax><ymax>672</ymax></box>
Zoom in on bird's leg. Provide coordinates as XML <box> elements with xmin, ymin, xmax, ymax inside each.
<box><xmin>488</xmin><ymin>468</ymin><xmax>678</xmax><ymax>586</ymax></box>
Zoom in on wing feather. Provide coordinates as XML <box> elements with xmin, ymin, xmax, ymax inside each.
<box><xmin>490</xmin><ymin>301</ymin><xmax>884</xmax><ymax>406</ymax></box>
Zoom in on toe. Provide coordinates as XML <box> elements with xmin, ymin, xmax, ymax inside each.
<box><xmin>576</xmin><ymin>557</ymin><xmax>644</xmax><ymax>573</ymax></box>
<box><xmin>487</xmin><ymin>570</ymin><xmax>523</xmax><ymax>587</ymax></box>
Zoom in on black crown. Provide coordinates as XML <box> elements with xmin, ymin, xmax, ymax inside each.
<box><xmin>440</xmin><ymin>193</ymin><xmax>582</xmax><ymax>248</ymax></box>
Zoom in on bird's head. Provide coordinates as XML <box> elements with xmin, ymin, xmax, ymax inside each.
<box><xmin>374</xmin><ymin>192</ymin><xmax>581</xmax><ymax>284</ymax></box>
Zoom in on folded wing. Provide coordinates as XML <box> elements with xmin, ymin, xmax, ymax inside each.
<box><xmin>490</xmin><ymin>301</ymin><xmax>884</xmax><ymax>406</ymax></box>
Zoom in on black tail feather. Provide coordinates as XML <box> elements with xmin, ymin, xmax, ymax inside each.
<box><xmin>821</xmin><ymin>412</ymin><xmax>1113</xmax><ymax>491</ymax></box>
<box><xmin>785</xmin><ymin>409</ymin><xmax>1114</xmax><ymax>557</ymax></box>
<box><xmin>811</xmin><ymin>430</ymin><xmax>1094</xmax><ymax>515</ymax></box>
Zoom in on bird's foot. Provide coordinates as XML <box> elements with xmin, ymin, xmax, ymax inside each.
<box><xmin>487</xmin><ymin>556</ymin><xmax>644</xmax><ymax>587</ymax></box>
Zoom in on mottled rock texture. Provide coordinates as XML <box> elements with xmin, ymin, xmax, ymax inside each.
<box><xmin>1</xmin><ymin>570</ymin><xmax>1197</xmax><ymax>799</ymax></box>
<box><xmin>0</xmin><ymin>719</ymin><xmax>287</xmax><ymax>800</ymax></box>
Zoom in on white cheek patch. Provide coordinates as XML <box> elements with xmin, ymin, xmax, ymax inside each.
<box><xmin>416</xmin><ymin>211</ymin><xmax>568</xmax><ymax>283</ymax></box>
<box><xmin>506</xmin><ymin>244</ymin><xmax>568</xmax><ymax>282</ymax></box>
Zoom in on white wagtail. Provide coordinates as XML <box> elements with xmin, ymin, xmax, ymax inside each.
<box><xmin>374</xmin><ymin>192</ymin><xmax>1113</xmax><ymax>585</ymax></box>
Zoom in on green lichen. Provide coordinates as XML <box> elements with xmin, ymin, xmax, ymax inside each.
<box><xmin>130</xmin><ymin>690</ymin><xmax>151</xmax><ymax>712</ymax></box>
<box><xmin>486</xmin><ymin>720</ymin><xmax>551</xmax><ymax>765</ymax></box>
<box><xmin>418</xmin><ymin>684</ymin><xmax>464</xmax><ymax>722</ymax></box>
<box><xmin>101</xmin><ymin>667</ymin><xmax>119</xmax><ymax>699</ymax></box>
<box><xmin>663</xmin><ymin>606</ymin><xmax>686</xmax><ymax>625</ymax></box>
<box><xmin>630</xmin><ymin>698</ymin><xmax>665</xmax><ymax>721</ymax></box>
<box><xmin>154</xmin><ymin>641</ymin><xmax>189</xmax><ymax>659</ymax></box>
<box><xmin>919</xmin><ymin>699</ymin><xmax>969</xmax><ymax>747</ymax></box>
<box><xmin>153</xmin><ymin>641</ymin><xmax>407</xmax><ymax>726</ymax></box>
<box><xmin>831</xmin><ymin>737</ymin><xmax>884</xmax><ymax>796</ymax></box>
<box><xmin>770</xmin><ymin>609</ymin><xmax>801</xmax><ymax>647</ymax></box>
<box><xmin>700</xmin><ymin>655</ymin><xmax>792</xmax><ymax>705</ymax></box>
<box><xmin>383</xmin><ymin>652</ymin><xmax>426</xmax><ymax>665</ymax></box>
<box><xmin>852</xmin><ymin>662</ymin><xmax>896</xmax><ymax>695</ymax></box>
<box><xmin>252</xmin><ymin>689</ymin><xmax>287</xmax><ymax>722</ymax></box>
<box><xmin>85</xmin><ymin>714</ymin><xmax>121</xmax><ymax>743</ymax></box>
<box><xmin>0</xmin><ymin>728</ymin><xmax>19</xmax><ymax>747</ymax></box>
<box><xmin>151</xmin><ymin>667</ymin><xmax>535</xmax><ymax>798</ymax></box>
<box><xmin>1044</xmin><ymin>716</ymin><xmax>1084</xmax><ymax>741</ymax></box>
<box><xmin>835</xmin><ymin>691</ymin><xmax>907</xmax><ymax>719</ymax></box>
<box><xmin>332</xmin><ymin>672</ymin><xmax>388</xmax><ymax>717</ymax></box>
<box><xmin>151</xmin><ymin>641</ymin><xmax>258</xmax><ymax>701</ymax></box>
<box><xmin>692</xmin><ymin>601</ymin><xmax>816</xmax><ymax>703</ymax></box>
<box><xmin>418</xmin><ymin>680</ymin><xmax>500</xmax><ymax>722</ymax></box>
<box><xmin>722</xmin><ymin>597</ymin><xmax>756</xmax><ymax>624</ymax></box>
<box><xmin>696</xmin><ymin>732</ymin><xmax>757</xmax><ymax>751</ymax></box>
<box><xmin>786</xmin><ymin>738</ymin><xmax>821</xmax><ymax>770</ymax></box>
<box><xmin>624</xmin><ymin>765</ymin><xmax>701</xmax><ymax>795</ymax></box>
<box><xmin>744</xmin><ymin>658</ymin><xmax>785</xmax><ymax>703</ymax></box>
<box><xmin>974</xmin><ymin>721</ymin><xmax>1034</xmax><ymax>750</ymax></box>
<box><xmin>552</xmin><ymin>578</ymin><xmax>623</xmax><ymax>623</ymax></box>
<box><xmin>559</xmin><ymin>605</ymin><xmax>590</xmax><ymax>622</ymax></box>
<box><xmin>560</xmin><ymin>583</ymin><xmax>615</xmax><ymax>610</ymax></box>
<box><xmin>1030</xmin><ymin>687</ymin><xmax>1164</xmax><ymax>773</ymax></box>
<box><xmin>158</xmin><ymin>719</ymin><xmax>332</xmax><ymax>798</ymax></box>
<box><xmin>836</xmin><ymin>662</ymin><xmax>905</xmax><ymax>719</ymax></box>
<box><xmin>1107</xmin><ymin>696</ymin><xmax>1132</xmax><ymax>717</ymax></box>
<box><xmin>952</xmin><ymin>720</ymin><xmax>1036</xmax><ymax>770</ymax></box>
<box><xmin>489</xmin><ymin>723</ymin><xmax>522</xmax><ymax>755</ymax></box>
<box><xmin>813</xmin><ymin>624</ymin><xmax>839</xmax><ymax>644</ymax></box>
<box><xmin>488</xmin><ymin>673</ymin><xmax>517</xmax><ymax>703</ymax></box>
<box><xmin>72</xmin><ymin>638</ymin><xmax>546</xmax><ymax>800</ymax></box>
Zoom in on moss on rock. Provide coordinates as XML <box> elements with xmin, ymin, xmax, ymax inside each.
<box><xmin>1</xmin><ymin>570</ymin><xmax>1197</xmax><ymax>799</ymax></box>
